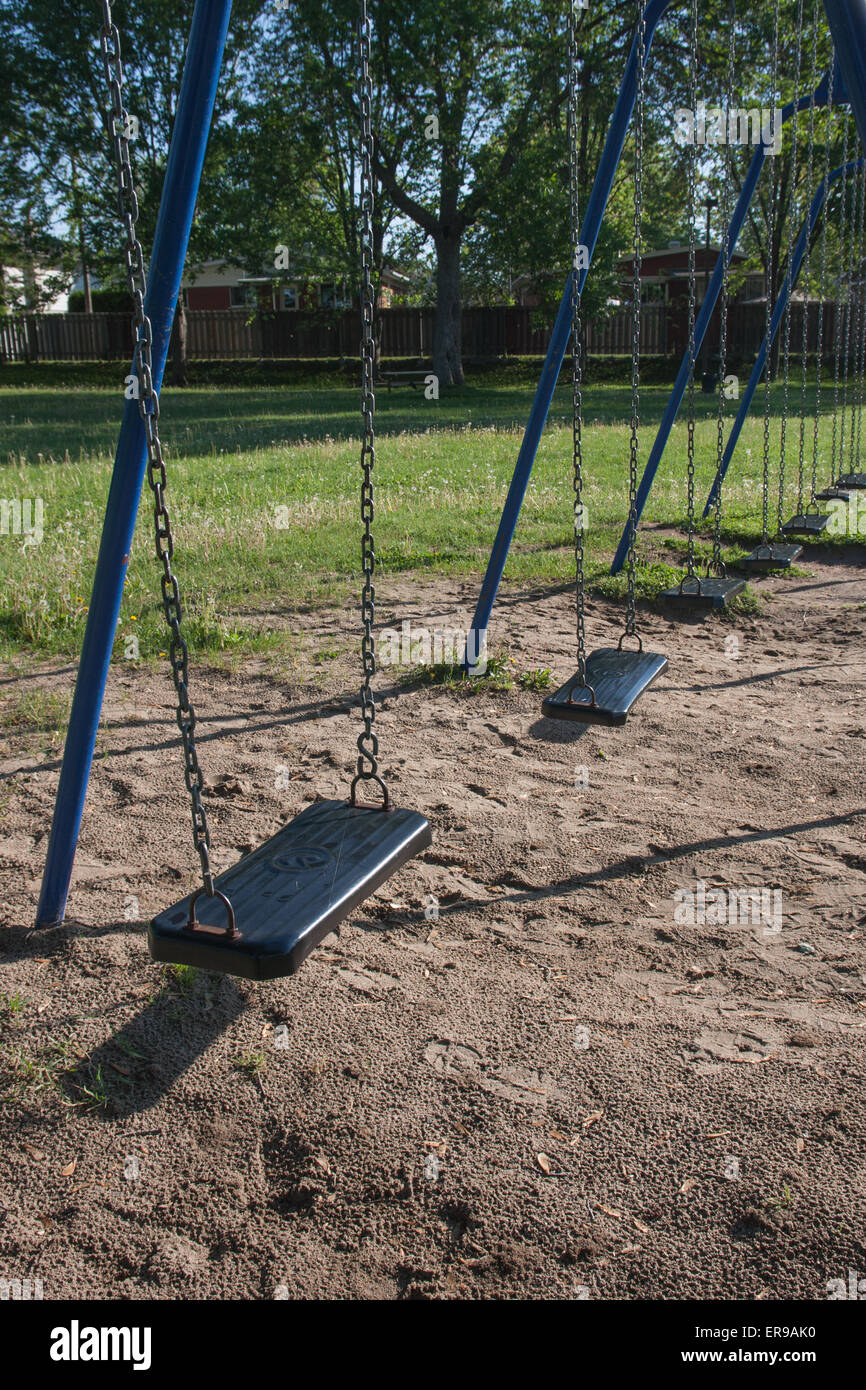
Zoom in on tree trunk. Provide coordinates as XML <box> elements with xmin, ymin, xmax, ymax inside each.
<box><xmin>81</xmin><ymin>262</ymin><xmax>92</xmax><ymax>314</ymax></box>
<box><xmin>71</xmin><ymin>157</ymin><xmax>92</xmax><ymax>313</ymax></box>
<box><xmin>172</xmin><ymin>294</ymin><xmax>188</xmax><ymax>386</ymax></box>
<box><xmin>433</xmin><ymin>226</ymin><xmax>464</xmax><ymax>386</ymax></box>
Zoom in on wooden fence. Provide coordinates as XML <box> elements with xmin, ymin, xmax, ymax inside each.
<box><xmin>0</xmin><ymin>301</ymin><xmax>850</xmax><ymax>365</ymax></box>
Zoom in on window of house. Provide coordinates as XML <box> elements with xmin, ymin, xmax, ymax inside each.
<box><xmin>320</xmin><ymin>282</ymin><xmax>351</xmax><ymax>310</ymax></box>
<box><xmin>230</xmin><ymin>284</ymin><xmax>256</xmax><ymax>307</ymax></box>
<box><xmin>282</xmin><ymin>284</ymin><xmax>298</xmax><ymax>310</ymax></box>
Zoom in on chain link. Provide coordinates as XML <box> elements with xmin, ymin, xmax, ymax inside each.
<box><xmin>811</xmin><ymin>55</ymin><xmax>834</xmax><ymax>500</ymax></box>
<box><xmin>830</xmin><ymin>111</ymin><xmax>850</xmax><ymax>481</ymax></box>
<box><xmin>710</xmin><ymin>0</ymin><xmax>737</xmax><ymax>575</ymax></box>
<box><xmin>796</xmin><ymin>0</ymin><xmax>819</xmax><ymax>514</ymax></box>
<box><xmin>353</xmin><ymin>0</ymin><xmax>384</xmax><ymax>802</ymax></box>
<box><xmin>854</xmin><ymin>164</ymin><xmax>866</xmax><ymax>469</ymax></box>
<box><xmin>839</xmin><ymin>122</ymin><xmax>858</xmax><ymax>473</ymax></box>
<box><xmin>567</xmin><ymin>1</ymin><xmax>588</xmax><ymax>683</ymax></box>
<box><xmin>847</xmin><ymin>161</ymin><xmax>866</xmax><ymax>474</ymax></box>
<box><xmin>684</xmin><ymin>0</ymin><xmax>698</xmax><ymax>582</ymax></box>
<box><xmin>99</xmin><ymin>0</ymin><xmax>217</xmax><ymax>896</ymax></box>
<box><xmin>776</xmin><ymin>0</ymin><xmax>804</xmax><ymax>534</ymax></box>
<box><xmin>623</xmin><ymin>0</ymin><xmax>645</xmax><ymax>642</ymax></box>
<box><xmin>760</xmin><ymin>0</ymin><xmax>781</xmax><ymax>547</ymax></box>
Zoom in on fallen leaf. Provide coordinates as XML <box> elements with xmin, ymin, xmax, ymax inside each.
<box><xmin>23</xmin><ymin>1144</ymin><xmax>45</xmax><ymax>1161</ymax></box>
<box><xmin>632</xmin><ymin>1216</ymin><xmax>650</xmax><ymax>1233</ymax></box>
<box><xmin>60</xmin><ymin>1159</ymin><xmax>76</xmax><ymax>1177</ymax></box>
<box><xmin>679</xmin><ymin>1177</ymin><xmax>699</xmax><ymax>1195</ymax></box>
<box><xmin>536</xmin><ymin>1153</ymin><xmax>552</xmax><ymax>1174</ymax></box>
<box><xmin>796</xmin><ymin>1138</ymin><xmax>805</xmax><ymax>1154</ymax></box>
<box><xmin>583</xmin><ymin>1111</ymin><xmax>604</xmax><ymax>1129</ymax></box>
<box><xmin>598</xmin><ymin>1204</ymin><xmax>624</xmax><ymax>1219</ymax></box>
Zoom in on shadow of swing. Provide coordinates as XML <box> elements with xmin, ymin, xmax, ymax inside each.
<box><xmin>3</xmin><ymin>918</ymin><xmax>247</xmax><ymax>1117</ymax></box>
<box><xmin>70</xmin><ymin>969</ymin><xmax>247</xmax><ymax>1119</ymax></box>
<box><xmin>426</xmin><ymin>806</ymin><xmax>866</xmax><ymax>918</ymax></box>
<box><xmin>10</xmin><ymin>804</ymin><xmax>866</xmax><ymax>1112</ymax></box>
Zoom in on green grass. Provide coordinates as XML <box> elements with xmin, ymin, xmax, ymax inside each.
<box><xmin>0</xmin><ymin>379</ymin><xmax>858</xmax><ymax>666</ymax></box>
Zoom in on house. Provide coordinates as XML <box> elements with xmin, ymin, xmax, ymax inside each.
<box><xmin>615</xmin><ymin>241</ymin><xmax>751</xmax><ymax>304</ymax></box>
<box><xmin>1</xmin><ymin>261</ymin><xmax>71</xmax><ymax>313</ymax></box>
<box><xmin>181</xmin><ymin>259</ymin><xmax>412</xmax><ymax>311</ymax></box>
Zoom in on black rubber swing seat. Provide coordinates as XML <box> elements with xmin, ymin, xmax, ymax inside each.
<box><xmin>781</xmin><ymin>512</ymin><xmax>829</xmax><ymax>535</ymax></box>
<box><xmin>835</xmin><ymin>472</ymin><xmax>866</xmax><ymax>488</ymax></box>
<box><xmin>660</xmin><ymin>575</ymin><xmax>745</xmax><ymax>609</ymax></box>
<box><xmin>816</xmin><ymin>486</ymin><xmax>852</xmax><ymax>503</ymax></box>
<box><xmin>735</xmin><ymin>542</ymin><xmax>802</xmax><ymax>572</ymax></box>
<box><xmin>541</xmin><ymin>646</ymin><xmax>668</xmax><ymax>727</ymax></box>
<box><xmin>148</xmin><ymin>798</ymin><xmax>432</xmax><ymax>980</ymax></box>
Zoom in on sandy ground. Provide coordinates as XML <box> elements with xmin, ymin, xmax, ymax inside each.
<box><xmin>1</xmin><ymin>548</ymin><xmax>865</xmax><ymax>1301</ymax></box>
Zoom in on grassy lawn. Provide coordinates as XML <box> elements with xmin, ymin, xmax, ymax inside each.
<box><xmin>0</xmin><ymin>378</ymin><xmax>851</xmax><ymax>665</ymax></box>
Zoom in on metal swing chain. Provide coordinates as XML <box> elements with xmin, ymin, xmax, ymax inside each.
<box><xmin>811</xmin><ymin>54</ymin><xmax>834</xmax><ymax>501</ymax></box>
<box><xmin>830</xmin><ymin>111</ymin><xmax>850</xmax><ymax>482</ymax></box>
<box><xmin>847</xmin><ymin>160</ymin><xmax>866</xmax><ymax>474</ymax></box>
<box><xmin>855</xmin><ymin>162</ymin><xmax>866</xmax><ymax>469</ymax></box>
<box><xmin>98</xmin><ymin>0</ymin><xmax>221</xmax><ymax>909</ymax></box>
<box><xmin>839</xmin><ymin>125</ymin><xmax>858</xmax><ymax>473</ymax></box>
<box><xmin>568</xmin><ymin>0</ymin><xmax>588</xmax><ymax>685</ymax></box>
<box><xmin>684</xmin><ymin>0</ymin><xmax>699</xmax><ymax>584</ymax></box>
<box><xmin>796</xmin><ymin>0</ymin><xmax>819</xmax><ymax>515</ymax></box>
<box><xmin>623</xmin><ymin>0</ymin><xmax>646</xmax><ymax>645</ymax></box>
<box><xmin>710</xmin><ymin>0</ymin><xmax>737</xmax><ymax>576</ymax></box>
<box><xmin>776</xmin><ymin>0</ymin><xmax>805</xmax><ymax>536</ymax></box>
<box><xmin>760</xmin><ymin>0</ymin><xmax>781</xmax><ymax>549</ymax></box>
<box><xmin>353</xmin><ymin>0</ymin><xmax>386</xmax><ymax>807</ymax></box>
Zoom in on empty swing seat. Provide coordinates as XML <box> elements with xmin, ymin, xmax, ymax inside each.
<box><xmin>736</xmin><ymin>542</ymin><xmax>802</xmax><ymax>571</ymax></box>
<box><xmin>781</xmin><ymin>512</ymin><xmax>829</xmax><ymax>535</ymax></box>
<box><xmin>148</xmin><ymin>799</ymin><xmax>432</xmax><ymax>980</ymax></box>
<box><xmin>836</xmin><ymin>472</ymin><xmax>866</xmax><ymax>488</ymax></box>
<box><xmin>816</xmin><ymin>486</ymin><xmax>852</xmax><ymax>503</ymax></box>
<box><xmin>661</xmin><ymin>575</ymin><xmax>745</xmax><ymax>610</ymax></box>
<box><xmin>541</xmin><ymin>646</ymin><xmax>667</xmax><ymax>727</ymax></box>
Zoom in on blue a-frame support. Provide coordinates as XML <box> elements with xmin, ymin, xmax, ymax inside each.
<box><xmin>701</xmin><ymin>155</ymin><xmax>866</xmax><ymax>518</ymax></box>
<box><xmin>35</xmin><ymin>0</ymin><xmax>866</xmax><ymax>927</ymax></box>
<box><xmin>608</xmin><ymin>69</ymin><xmax>839</xmax><ymax>574</ymax></box>
<box><xmin>466</xmin><ymin>0</ymin><xmax>866</xmax><ymax>658</ymax></box>
<box><xmin>36</xmin><ymin>0</ymin><xmax>233</xmax><ymax>927</ymax></box>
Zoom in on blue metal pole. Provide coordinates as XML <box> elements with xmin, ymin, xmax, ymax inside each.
<box><xmin>609</xmin><ymin>75</ymin><xmax>835</xmax><ymax>574</ymax></box>
<box><xmin>701</xmin><ymin>156</ymin><xmax>865</xmax><ymax>517</ymax></box>
<box><xmin>36</xmin><ymin>0</ymin><xmax>233</xmax><ymax>927</ymax></box>
<box><xmin>823</xmin><ymin>0</ymin><xmax>866</xmax><ymax>147</ymax></box>
<box><xmin>464</xmin><ymin>0</ymin><xmax>675</xmax><ymax>670</ymax></box>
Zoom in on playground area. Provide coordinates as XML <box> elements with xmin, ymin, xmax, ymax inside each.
<box><xmin>2</xmin><ymin>0</ymin><xmax>866</xmax><ymax>1314</ymax></box>
<box><xmin>1</xmin><ymin>534</ymin><xmax>865</xmax><ymax>1298</ymax></box>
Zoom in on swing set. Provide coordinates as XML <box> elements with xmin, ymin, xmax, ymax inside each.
<box><xmin>34</xmin><ymin>0</ymin><xmax>866</xmax><ymax>982</ymax></box>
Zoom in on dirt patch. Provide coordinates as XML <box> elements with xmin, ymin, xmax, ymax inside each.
<box><xmin>1</xmin><ymin>557</ymin><xmax>865</xmax><ymax>1300</ymax></box>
